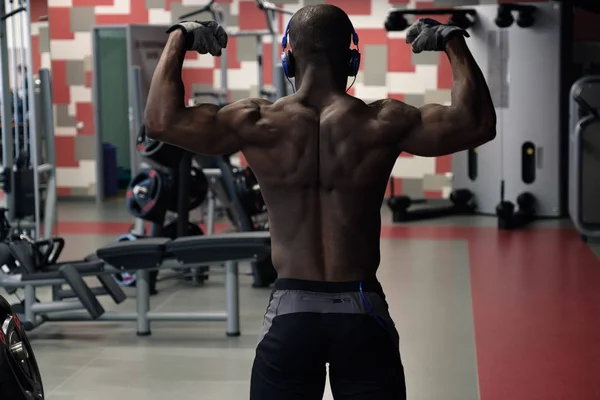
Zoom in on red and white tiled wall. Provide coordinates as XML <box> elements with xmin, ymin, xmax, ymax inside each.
<box><xmin>40</xmin><ymin>0</ymin><xmax>591</xmax><ymax>198</ymax></box>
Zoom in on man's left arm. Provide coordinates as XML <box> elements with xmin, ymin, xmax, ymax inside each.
<box><xmin>145</xmin><ymin>27</ymin><xmax>264</xmax><ymax>155</ymax></box>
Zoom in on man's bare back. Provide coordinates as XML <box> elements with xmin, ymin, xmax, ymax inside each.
<box><xmin>242</xmin><ymin>94</ymin><xmax>402</xmax><ymax>281</ymax></box>
<box><xmin>145</xmin><ymin>6</ymin><xmax>496</xmax><ymax>399</ymax></box>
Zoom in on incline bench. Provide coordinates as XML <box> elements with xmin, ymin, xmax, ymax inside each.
<box><xmin>1</xmin><ymin>232</ymin><xmax>271</xmax><ymax>337</ymax></box>
<box><xmin>97</xmin><ymin>231</ymin><xmax>271</xmax><ymax>336</ymax></box>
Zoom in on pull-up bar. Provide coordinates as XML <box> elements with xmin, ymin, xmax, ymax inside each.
<box><xmin>256</xmin><ymin>0</ymin><xmax>294</xmax><ymax>16</ymax></box>
<box><xmin>1</xmin><ymin>6</ymin><xmax>25</xmax><ymax>21</ymax></box>
<box><xmin>179</xmin><ymin>0</ymin><xmax>216</xmax><ymax>20</ymax></box>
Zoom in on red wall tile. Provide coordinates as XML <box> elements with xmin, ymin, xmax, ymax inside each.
<box><xmin>239</xmin><ymin>1</ymin><xmax>268</xmax><ymax>31</ymax></box>
<box><xmin>73</xmin><ymin>0</ymin><xmax>113</xmax><ymax>5</ymax></box>
<box><xmin>326</xmin><ymin>0</ymin><xmax>371</xmax><ymax>16</ymax></box>
<box><xmin>212</xmin><ymin>36</ymin><xmax>242</xmax><ymax>69</ymax></box>
<box><xmin>30</xmin><ymin>0</ymin><xmax>48</xmax><ymax>22</ymax></box>
<box><xmin>388</xmin><ymin>93</ymin><xmax>405</xmax><ymax>101</ymax></box>
<box><xmin>388</xmin><ymin>38</ymin><xmax>415</xmax><ymax>73</ymax></box>
<box><xmin>31</xmin><ymin>36</ymin><xmax>41</xmax><ymax>73</ymax></box>
<box><xmin>435</xmin><ymin>155</ymin><xmax>452</xmax><ymax>174</ymax></box>
<box><xmin>96</xmin><ymin>0</ymin><xmax>148</xmax><ymax>24</ymax></box>
<box><xmin>48</xmin><ymin>8</ymin><xmax>74</xmax><ymax>40</ymax></box>
<box><xmin>181</xmin><ymin>68</ymin><xmax>214</xmax><ymax>102</ymax></box>
<box><xmin>424</xmin><ymin>190</ymin><xmax>443</xmax><ymax>199</ymax></box>
<box><xmin>55</xmin><ymin>137</ymin><xmax>79</xmax><ymax>167</ymax></box>
<box><xmin>76</xmin><ymin>102</ymin><xmax>95</xmax><ymax>136</ymax></box>
<box><xmin>50</xmin><ymin>60</ymin><xmax>70</xmax><ymax>104</ymax></box>
<box><xmin>57</xmin><ymin>187</ymin><xmax>71</xmax><ymax>196</ymax></box>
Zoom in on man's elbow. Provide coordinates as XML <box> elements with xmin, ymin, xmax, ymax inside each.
<box><xmin>144</xmin><ymin>115</ymin><xmax>168</xmax><ymax>141</ymax></box>
<box><xmin>473</xmin><ymin>120</ymin><xmax>497</xmax><ymax>146</ymax></box>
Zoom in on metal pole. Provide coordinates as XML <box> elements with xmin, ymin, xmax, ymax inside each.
<box><xmin>39</xmin><ymin>69</ymin><xmax>57</xmax><ymax>237</ymax></box>
<box><xmin>256</xmin><ymin>36</ymin><xmax>264</xmax><ymax>99</ymax></box>
<box><xmin>0</xmin><ymin>0</ymin><xmax>15</xmax><ymax>222</ymax></box>
<box><xmin>130</xmin><ymin>66</ymin><xmax>143</xmax><ymax>176</ymax></box>
<box><xmin>135</xmin><ymin>269</ymin><xmax>151</xmax><ymax>336</ymax></box>
<box><xmin>7</xmin><ymin>1</ymin><xmax>20</xmax><ymax>157</ymax></box>
<box><xmin>18</xmin><ymin>4</ymin><xmax>28</xmax><ymax>157</ymax></box>
<box><xmin>206</xmin><ymin>190</ymin><xmax>215</xmax><ymax>235</ymax></box>
<box><xmin>21</xmin><ymin>1</ymin><xmax>41</xmax><ymax>239</ymax></box>
<box><xmin>225</xmin><ymin>261</ymin><xmax>240</xmax><ymax>336</ymax></box>
<box><xmin>24</xmin><ymin>284</ymin><xmax>35</xmax><ymax>323</ymax></box>
<box><xmin>177</xmin><ymin>152</ymin><xmax>192</xmax><ymax>237</ymax></box>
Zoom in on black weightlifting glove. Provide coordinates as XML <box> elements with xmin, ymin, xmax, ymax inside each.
<box><xmin>166</xmin><ymin>20</ymin><xmax>228</xmax><ymax>56</ymax></box>
<box><xmin>406</xmin><ymin>18</ymin><xmax>469</xmax><ymax>54</ymax></box>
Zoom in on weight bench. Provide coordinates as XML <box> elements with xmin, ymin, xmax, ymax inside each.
<box><xmin>96</xmin><ymin>232</ymin><xmax>271</xmax><ymax>336</ymax></box>
<box><xmin>0</xmin><ymin>240</ymin><xmax>128</xmax><ymax>331</ymax></box>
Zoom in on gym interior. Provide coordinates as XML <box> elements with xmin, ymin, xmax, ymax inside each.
<box><xmin>1</xmin><ymin>0</ymin><xmax>600</xmax><ymax>399</ymax></box>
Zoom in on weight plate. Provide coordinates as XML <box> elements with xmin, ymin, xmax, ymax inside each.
<box><xmin>0</xmin><ymin>296</ymin><xmax>44</xmax><ymax>400</ymax></box>
<box><xmin>136</xmin><ymin>125</ymin><xmax>185</xmax><ymax>169</ymax></box>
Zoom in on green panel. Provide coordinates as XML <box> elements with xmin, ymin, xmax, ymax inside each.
<box><xmin>96</xmin><ymin>28</ymin><xmax>130</xmax><ymax>171</ymax></box>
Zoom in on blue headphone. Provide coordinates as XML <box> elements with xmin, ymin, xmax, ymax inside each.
<box><xmin>281</xmin><ymin>19</ymin><xmax>361</xmax><ymax>79</ymax></box>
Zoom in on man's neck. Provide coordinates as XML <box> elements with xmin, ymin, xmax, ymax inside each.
<box><xmin>295</xmin><ymin>64</ymin><xmax>347</xmax><ymax>102</ymax></box>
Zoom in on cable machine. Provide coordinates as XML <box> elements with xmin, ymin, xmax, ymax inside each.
<box><xmin>0</xmin><ymin>0</ymin><xmax>57</xmax><ymax>240</ymax></box>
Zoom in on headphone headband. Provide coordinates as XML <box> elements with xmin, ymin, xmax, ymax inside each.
<box><xmin>281</xmin><ymin>19</ymin><xmax>359</xmax><ymax>50</ymax></box>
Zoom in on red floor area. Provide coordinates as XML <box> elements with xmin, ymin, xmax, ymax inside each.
<box><xmin>383</xmin><ymin>225</ymin><xmax>600</xmax><ymax>400</ymax></box>
<box><xmin>55</xmin><ymin>221</ymin><xmax>600</xmax><ymax>399</ymax></box>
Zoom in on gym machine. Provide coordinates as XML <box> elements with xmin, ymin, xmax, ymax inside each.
<box><xmin>385</xmin><ymin>3</ymin><xmax>568</xmax><ymax>229</ymax></box>
<box><xmin>0</xmin><ymin>210</ymin><xmax>272</xmax><ymax>338</ymax></box>
<box><xmin>0</xmin><ymin>294</ymin><xmax>44</xmax><ymax>400</ymax></box>
<box><xmin>384</xmin><ymin>8</ymin><xmax>478</xmax><ymax>223</ymax></box>
<box><xmin>569</xmin><ymin>76</ymin><xmax>600</xmax><ymax>241</ymax></box>
<box><xmin>0</xmin><ymin>0</ymin><xmax>57</xmax><ymax>240</ymax></box>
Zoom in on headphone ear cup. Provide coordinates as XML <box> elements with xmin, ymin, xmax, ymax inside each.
<box><xmin>282</xmin><ymin>50</ymin><xmax>295</xmax><ymax>78</ymax></box>
<box><xmin>348</xmin><ymin>49</ymin><xmax>361</xmax><ymax>77</ymax></box>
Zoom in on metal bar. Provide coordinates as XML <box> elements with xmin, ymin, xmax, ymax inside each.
<box><xmin>24</xmin><ymin>284</ymin><xmax>35</xmax><ymax>322</ymax></box>
<box><xmin>130</xmin><ymin>66</ymin><xmax>144</xmax><ymax>176</ymax></box>
<box><xmin>1</xmin><ymin>6</ymin><xmax>25</xmax><ymax>21</ymax></box>
<box><xmin>92</xmin><ymin>28</ymin><xmax>105</xmax><ymax>203</ymax></box>
<box><xmin>227</xmin><ymin>29</ymin><xmax>271</xmax><ymax>38</ymax></box>
<box><xmin>136</xmin><ymin>269</ymin><xmax>151</xmax><ymax>335</ymax></box>
<box><xmin>178</xmin><ymin>0</ymin><xmax>215</xmax><ymax>20</ymax></box>
<box><xmin>39</xmin><ymin>69</ymin><xmax>56</xmax><ymax>233</ymax></box>
<box><xmin>45</xmin><ymin>311</ymin><xmax>228</xmax><ymax>322</ymax></box>
<box><xmin>7</xmin><ymin>1</ymin><xmax>20</xmax><ymax>156</ymax></box>
<box><xmin>256</xmin><ymin>0</ymin><xmax>294</xmax><ymax>16</ymax></box>
<box><xmin>21</xmin><ymin>4</ymin><xmax>41</xmax><ymax>239</ymax></box>
<box><xmin>31</xmin><ymin>300</ymin><xmax>85</xmax><ymax>314</ymax></box>
<box><xmin>0</xmin><ymin>0</ymin><xmax>14</xmax><ymax>222</ymax></box>
<box><xmin>225</xmin><ymin>261</ymin><xmax>240</xmax><ymax>336</ymax></box>
<box><xmin>18</xmin><ymin>7</ymin><xmax>28</xmax><ymax>160</ymax></box>
<box><xmin>206</xmin><ymin>190</ymin><xmax>215</xmax><ymax>235</ymax></box>
<box><xmin>177</xmin><ymin>152</ymin><xmax>193</xmax><ymax>237</ymax></box>
<box><xmin>256</xmin><ymin>36</ymin><xmax>265</xmax><ymax>99</ymax></box>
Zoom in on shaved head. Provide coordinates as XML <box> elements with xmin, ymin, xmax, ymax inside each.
<box><xmin>288</xmin><ymin>4</ymin><xmax>353</xmax><ymax>66</ymax></box>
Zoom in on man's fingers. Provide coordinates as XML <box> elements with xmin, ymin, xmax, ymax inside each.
<box><xmin>405</xmin><ymin>20</ymin><xmax>423</xmax><ymax>44</ymax></box>
<box><xmin>215</xmin><ymin>25</ymin><xmax>228</xmax><ymax>48</ymax></box>
<box><xmin>206</xmin><ymin>35</ymin><xmax>223</xmax><ymax>56</ymax></box>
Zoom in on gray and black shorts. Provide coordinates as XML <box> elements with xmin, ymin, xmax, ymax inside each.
<box><xmin>250</xmin><ymin>278</ymin><xmax>406</xmax><ymax>400</ymax></box>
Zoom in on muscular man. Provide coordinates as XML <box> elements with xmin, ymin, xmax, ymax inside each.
<box><xmin>146</xmin><ymin>5</ymin><xmax>495</xmax><ymax>399</ymax></box>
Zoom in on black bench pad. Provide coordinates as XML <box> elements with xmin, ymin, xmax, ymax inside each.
<box><xmin>96</xmin><ymin>238</ymin><xmax>170</xmax><ymax>271</ymax></box>
<box><xmin>166</xmin><ymin>232</ymin><xmax>271</xmax><ymax>264</ymax></box>
<box><xmin>21</xmin><ymin>260</ymin><xmax>106</xmax><ymax>281</ymax></box>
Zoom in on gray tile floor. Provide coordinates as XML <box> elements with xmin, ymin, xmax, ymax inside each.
<box><xmin>5</xmin><ymin>233</ymin><xmax>480</xmax><ymax>400</ymax></box>
<box><xmin>2</xmin><ymin>201</ymin><xmax>596</xmax><ymax>400</ymax></box>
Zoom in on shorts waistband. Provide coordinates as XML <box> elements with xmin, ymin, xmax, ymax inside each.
<box><xmin>274</xmin><ymin>278</ymin><xmax>383</xmax><ymax>295</ymax></box>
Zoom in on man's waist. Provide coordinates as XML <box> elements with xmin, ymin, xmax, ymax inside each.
<box><xmin>274</xmin><ymin>278</ymin><xmax>383</xmax><ymax>295</ymax></box>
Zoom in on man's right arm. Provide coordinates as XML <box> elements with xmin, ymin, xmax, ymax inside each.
<box><xmin>378</xmin><ymin>35</ymin><xmax>496</xmax><ymax>157</ymax></box>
